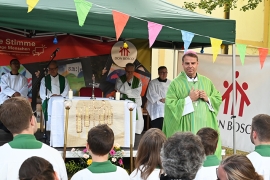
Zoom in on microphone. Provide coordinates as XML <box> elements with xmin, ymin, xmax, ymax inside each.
<box><xmin>50</xmin><ymin>48</ymin><xmax>60</xmax><ymax>58</ymax></box>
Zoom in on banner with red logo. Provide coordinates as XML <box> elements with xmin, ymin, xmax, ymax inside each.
<box><xmin>178</xmin><ymin>52</ymin><xmax>270</xmax><ymax>152</ymax></box>
<box><xmin>0</xmin><ymin>30</ymin><xmax>115</xmax><ymax>66</ymax></box>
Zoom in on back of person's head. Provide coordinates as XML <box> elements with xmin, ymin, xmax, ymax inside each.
<box><xmin>0</xmin><ymin>97</ymin><xmax>33</xmax><ymax>134</ymax></box>
<box><xmin>19</xmin><ymin>156</ymin><xmax>58</xmax><ymax>180</ymax></box>
<box><xmin>251</xmin><ymin>114</ymin><xmax>270</xmax><ymax>142</ymax></box>
<box><xmin>219</xmin><ymin>154</ymin><xmax>263</xmax><ymax>180</ymax></box>
<box><xmin>161</xmin><ymin>132</ymin><xmax>205</xmax><ymax>180</ymax></box>
<box><xmin>196</xmin><ymin>127</ymin><xmax>219</xmax><ymax>156</ymax></box>
<box><xmin>135</xmin><ymin>128</ymin><xmax>167</xmax><ymax>180</ymax></box>
<box><xmin>87</xmin><ymin>124</ymin><xmax>114</xmax><ymax>156</ymax></box>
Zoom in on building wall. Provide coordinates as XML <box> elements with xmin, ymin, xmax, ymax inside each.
<box><xmin>151</xmin><ymin>0</ymin><xmax>269</xmax><ymax>78</ymax></box>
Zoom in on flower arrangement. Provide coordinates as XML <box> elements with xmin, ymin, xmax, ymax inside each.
<box><xmin>66</xmin><ymin>143</ymin><xmax>125</xmax><ymax>176</ymax></box>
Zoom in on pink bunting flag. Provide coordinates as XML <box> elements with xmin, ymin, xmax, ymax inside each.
<box><xmin>112</xmin><ymin>11</ymin><xmax>130</xmax><ymax>41</ymax></box>
<box><xmin>258</xmin><ymin>48</ymin><xmax>269</xmax><ymax>69</ymax></box>
<box><xmin>148</xmin><ymin>22</ymin><xmax>163</xmax><ymax>48</ymax></box>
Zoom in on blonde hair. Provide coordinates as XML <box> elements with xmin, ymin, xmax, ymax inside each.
<box><xmin>221</xmin><ymin>155</ymin><xmax>263</xmax><ymax>180</ymax></box>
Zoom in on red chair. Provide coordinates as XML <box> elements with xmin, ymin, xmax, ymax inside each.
<box><xmin>79</xmin><ymin>87</ymin><xmax>103</xmax><ymax>97</ymax></box>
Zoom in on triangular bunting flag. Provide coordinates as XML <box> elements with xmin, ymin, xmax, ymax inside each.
<box><xmin>258</xmin><ymin>48</ymin><xmax>268</xmax><ymax>69</ymax></box>
<box><xmin>148</xmin><ymin>22</ymin><xmax>163</xmax><ymax>48</ymax></box>
<box><xmin>210</xmin><ymin>38</ymin><xmax>222</xmax><ymax>62</ymax></box>
<box><xmin>112</xmin><ymin>11</ymin><xmax>130</xmax><ymax>41</ymax></box>
<box><xmin>74</xmin><ymin>0</ymin><xmax>92</xmax><ymax>27</ymax></box>
<box><xmin>181</xmin><ymin>30</ymin><xmax>194</xmax><ymax>53</ymax></box>
<box><xmin>27</xmin><ymin>0</ymin><xmax>39</xmax><ymax>13</ymax></box>
<box><xmin>236</xmin><ymin>43</ymin><xmax>247</xmax><ymax>65</ymax></box>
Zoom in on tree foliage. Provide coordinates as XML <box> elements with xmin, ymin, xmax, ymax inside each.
<box><xmin>183</xmin><ymin>0</ymin><xmax>263</xmax><ymax>14</ymax></box>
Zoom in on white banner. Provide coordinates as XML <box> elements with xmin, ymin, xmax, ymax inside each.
<box><xmin>178</xmin><ymin>52</ymin><xmax>270</xmax><ymax>152</ymax></box>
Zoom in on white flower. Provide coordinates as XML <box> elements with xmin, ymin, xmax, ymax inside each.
<box><xmin>114</xmin><ymin>143</ymin><xmax>120</xmax><ymax>149</ymax></box>
<box><xmin>83</xmin><ymin>154</ymin><xmax>89</xmax><ymax>159</ymax></box>
<box><xmin>112</xmin><ymin>157</ymin><xmax>116</xmax><ymax>162</ymax></box>
<box><xmin>71</xmin><ymin>148</ymin><xmax>76</xmax><ymax>152</ymax></box>
<box><xmin>121</xmin><ymin>150</ymin><xmax>125</xmax><ymax>155</ymax></box>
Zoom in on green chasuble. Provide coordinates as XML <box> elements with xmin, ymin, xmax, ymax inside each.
<box><xmin>163</xmin><ymin>72</ymin><xmax>222</xmax><ymax>159</ymax></box>
<box><xmin>42</xmin><ymin>74</ymin><xmax>65</xmax><ymax>121</ymax></box>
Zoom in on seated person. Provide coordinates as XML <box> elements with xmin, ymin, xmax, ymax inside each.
<box><xmin>160</xmin><ymin>132</ymin><xmax>205</xmax><ymax>180</ymax></box>
<box><xmin>19</xmin><ymin>156</ymin><xmax>59</xmax><ymax>180</ymax></box>
<box><xmin>194</xmin><ymin>127</ymin><xmax>220</xmax><ymax>180</ymax></box>
<box><xmin>130</xmin><ymin>128</ymin><xmax>167</xmax><ymax>180</ymax></box>
<box><xmin>217</xmin><ymin>155</ymin><xmax>263</xmax><ymax>180</ymax></box>
<box><xmin>71</xmin><ymin>124</ymin><xmax>129</xmax><ymax>180</ymax></box>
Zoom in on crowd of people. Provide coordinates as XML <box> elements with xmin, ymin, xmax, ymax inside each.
<box><xmin>0</xmin><ymin>51</ymin><xmax>269</xmax><ymax>180</ymax></box>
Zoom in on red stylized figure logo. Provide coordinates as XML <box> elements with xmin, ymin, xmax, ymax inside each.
<box><xmin>222</xmin><ymin>71</ymin><xmax>250</xmax><ymax>117</ymax></box>
<box><xmin>119</xmin><ymin>47</ymin><xmax>130</xmax><ymax>56</ymax></box>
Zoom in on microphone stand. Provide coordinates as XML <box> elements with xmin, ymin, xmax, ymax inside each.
<box><xmin>30</xmin><ymin>50</ymin><xmax>58</xmax><ymax>144</ymax></box>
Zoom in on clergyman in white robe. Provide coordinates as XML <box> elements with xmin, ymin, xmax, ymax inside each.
<box><xmin>146</xmin><ymin>78</ymin><xmax>171</xmax><ymax>130</ymax></box>
<box><xmin>0</xmin><ymin>72</ymin><xmax>28</xmax><ymax>104</ymax></box>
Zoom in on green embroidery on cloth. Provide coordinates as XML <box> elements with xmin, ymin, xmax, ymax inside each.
<box><xmin>254</xmin><ymin>145</ymin><xmax>270</xmax><ymax>157</ymax></box>
<box><xmin>87</xmin><ymin>160</ymin><xmax>117</xmax><ymax>173</ymax></box>
<box><xmin>9</xmin><ymin>134</ymin><xmax>42</xmax><ymax>149</ymax></box>
<box><xmin>203</xmin><ymin>155</ymin><xmax>220</xmax><ymax>167</ymax></box>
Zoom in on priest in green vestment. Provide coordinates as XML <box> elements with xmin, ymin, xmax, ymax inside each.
<box><xmin>163</xmin><ymin>50</ymin><xmax>222</xmax><ymax>158</ymax></box>
<box><xmin>40</xmin><ymin>61</ymin><xmax>70</xmax><ymax>121</ymax></box>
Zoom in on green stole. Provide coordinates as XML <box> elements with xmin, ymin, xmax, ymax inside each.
<box><xmin>119</xmin><ymin>75</ymin><xmax>140</xmax><ymax>103</ymax></box>
<box><xmin>42</xmin><ymin>74</ymin><xmax>65</xmax><ymax>121</ymax></box>
<box><xmin>9</xmin><ymin>134</ymin><xmax>42</xmax><ymax>149</ymax></box>
<box><xmin>202</xmin><ymin>155</ymin><xmax>220</xmax><ymax>167</ymax></box>
<box><xmin>87</xmin><ymin>160</ymin><xmax>117</xmax><ymax>173</ymax></box>
<box><xmin>254</xmin><ymin>145</ymin><xmax>270</xmax><ymax>157</ymax></box>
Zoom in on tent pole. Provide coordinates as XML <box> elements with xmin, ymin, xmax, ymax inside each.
<box><xmin>173</xmin><ymin>44</ymin><xmax>176</xmax><ymax>78</ymax></box>
<box><xmin>232</xmin><ymin>44</ymin><xmax>236</xmax><ymax>154</ymax></box>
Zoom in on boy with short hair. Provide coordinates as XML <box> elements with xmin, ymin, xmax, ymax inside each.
<box><xmin>71</xmin><ymin>124</ymin><xmax>129</xmax><ymax>180</ymax></box>
<box><xmin>194</xmin><ymin>127</ymin><xmax>220</xmax><ymax>180</ymax></box>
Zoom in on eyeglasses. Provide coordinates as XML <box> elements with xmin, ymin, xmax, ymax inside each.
<box><xmin>216</xmin><ymin>168</ymin><xmax>220</xmax><ymax>180</ymax></box>
<box><xmin>48</xmin><ymin>67</ymin><xmax>58</xmax><ymax>71</ymax></box>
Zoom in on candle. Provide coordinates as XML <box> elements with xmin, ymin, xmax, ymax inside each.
<box><xmin>115</xmin><ymin>91</ymin><xmax>120</xmax><ymax>100</ymax></box>
<box><xmin>69</xmin><ymin>89</ymin><xmax>73</xmax><ymax>99</ymax></box>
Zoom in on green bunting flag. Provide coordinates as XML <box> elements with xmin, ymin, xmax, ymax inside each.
<box><xmin>236</xmin><ymin>43</ymin><xmax>247</xmax><ymax>65</ymax></box>
<box><xmin>74</xmin><ymin>0</ymin><xmax>92</xmax><ymax>26</ymax></box>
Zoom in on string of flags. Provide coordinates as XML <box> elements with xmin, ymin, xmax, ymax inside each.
<box><xmin>26</xmin><ymin>0</ymin><xmax>269</xmax><ymax>69</ymax></box>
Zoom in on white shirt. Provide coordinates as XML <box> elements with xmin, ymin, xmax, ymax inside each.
<box><xmin>0</xmin><ymin>143</ymin><xmax>68</xmax><ymax>180</ymax></box>
<box><xmin>71</xmin><ymin>166</ymin><xmax>129</xmax><ymax>180</ymax></box>
<box><xmin>40</xmin><ymin>74</ymin><xmax>70</xmax><ymax>102</ymax></box>
<box><xmin>247</xmin><ymin>151</ymin><xmax>270</xmax><ymax>180</ymax></box>
<box><xmin>146</xmin><ymin>78</ymin><xmax>171</xmax><ymax>120</ymax></box>
<box><xmin>0</xmin><ymin>72</ymin><xmax>28</xmax><ymax>104</ymax></box>
<box><xmin>130</xmin><ymin>166</ymin><xmax>161</xmax><ymax>180</ymax></box>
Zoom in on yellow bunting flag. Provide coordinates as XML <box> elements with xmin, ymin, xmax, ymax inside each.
<box><xmin>74</xmin><ymin>0</ymin><xmax>92</xmax><ymax>27</ymax></box>
<box><xmin>112</xmin><ymin>11</ymin><xmax>130</xmax><ymax>41</ymax></box>
<box><xmin>27</xmin><ymin>0</ymin><xmax>39</xmax><ymax>13</ymax></box>
<box><xmin>210</xmin><ymin>38</ymin><xmax>222</xmax><ymax>63</ymax></box>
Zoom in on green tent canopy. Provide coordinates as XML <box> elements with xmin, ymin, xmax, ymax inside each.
<box><xmin>0</xmin><ymin>0</ymin><xmax>236</xmax><ymax>48</ymax></box>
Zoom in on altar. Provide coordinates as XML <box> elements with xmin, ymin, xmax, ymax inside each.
<box><xmin>47</xmin><ymin>97</ymin><xmax>137</xmax><ymax>148</ymax></box>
